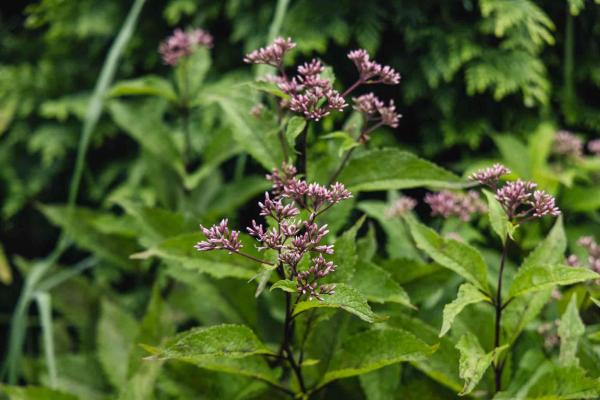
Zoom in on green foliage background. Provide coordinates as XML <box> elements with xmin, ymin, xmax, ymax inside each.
<box><xmin>1</xmin><ymin>0</ymin><xmax>600</xmax><ymax>399</ymax></box>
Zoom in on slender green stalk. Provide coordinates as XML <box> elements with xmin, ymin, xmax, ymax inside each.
<box><xmin>493</xmin><ymin>236</ymin><xmax>510</xmax><ymax>392</ymax></box>
<box><xmin>563</xmin><ymin>7</ymin><xmax>575</xmax><ymax>118</ymax></box>
<box><xmin>35</xmin><ymin>292</ymin><xmax>57</xmax><ymax>388</ymax></box>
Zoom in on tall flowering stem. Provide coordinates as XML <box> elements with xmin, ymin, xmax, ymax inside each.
<box><xmin>195</xmin><ymin>166</ymin><xmax>351</xmax><ymax>395</ymax></box>
<box><xmin>469</xmin><ymin>164</ymin><xmax>560</xmax><ymax>393</ymax></box>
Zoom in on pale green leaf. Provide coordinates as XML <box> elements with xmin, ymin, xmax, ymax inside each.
<box><xmin>145</xmin><ymin>324</ymin><xmax>273</xmax><ymax>361</ymax></box>
<box><xmin>483</xmin><ymin>190</ymin><xmax>510</xmax><ymax>243</ymax></box>
<box><xmin>270</xmin><ymin>279</ymin><xmax>296</xmax><ymax>293</ymax></box>
<box><xmin>285</xmin><ymin>116</ymin><xmax>306</xmax><ymax>146</ymax></box>
<box><xmin>319</xmin><ymin>328</ymin><xmax>437</xmax><ymax>387</ymax></box>
<box><xmin>292</xmin><ymin>283</ymin><xmax>379</xmax><ymax>323</ymax></box>
<box><xmin>0</xmin><ymin>386</ymin><xmax>79</xmax><ymax>400</ymax></box>
<box><xmin>359</xmin><ymin>364</ymin><xmax>401</xmax><ymax>400</ymax></box>
<box><xmin>327</xmin><ymin>216</ymin><xmax>365</xmax><ymax>283</ymax></box>
<box><xmin>351</xmin><ymin>260</ymin><xmax>413</xmax><ymax>308</ymax></box>
<box><xmin>558</xmin><ymin>294</ymin><xmax>585</xmax><ymax>367</ymax></box>
<box><xmin>338</xmin><ymin>148</ymin><xmax>465</xmax><ymax>192</ymax></box>
<box><xmin>507</xmin><ymin>264</ymin><xmax>599</xmax><ymax>299</ymax></box>
<box><xmin>521</xmin><ymin>216</ymin><xmax>566</xmax><ymax>269</ymax></box>
<box><xmin>406</xmin><ymin>215</ymin><xmax>490</xmax><ymax>293</ymax></box>
<box><xmin>440</xmin><ymin>283</ymin><xmax>491</xmax><ymax>337</ymax></box>
<box><xmin>109</xmin><ymin>75</ymin><xmax>177</xmax><ymax>101</ymax></box>
<box><xmin>519</xmin><ymin>365</ymin><xmax>600</xmax><ymax>399</ymax></box>
<box><xmin>456</xmin><ymin>332</ymin><xmax>506</xmax><ymax>396</ymax></box>
<box><xmin>0</xmin><ymin>243</ymin><xmax>13</xmax><ymax>284</ymax></box>
<box><xmin>97</xmin><ymin>300</ymin><xmax>139</xmax><ymax>389</ymax></box>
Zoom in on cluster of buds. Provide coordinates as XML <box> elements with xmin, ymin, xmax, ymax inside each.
<box><xmin>537</xmin><ymin>320</ymin><xmax>561</xmax><ymax>350</ymax></box>
<box><xmin>567</xmin><ymin>236</ymin><xmax>600</xmax><ymax>274</ymax></box>
<box><xmin>353</xmin><ymin>93</ymin><xmax>401</xmax><ymax>136</ymax></box>
<box><xmin>424</xmin><ymin>190</ymin><xmax>486</xmax><ymax>221</ymax></box>
<box><xmin>385</xmin><ymin>196</ymin><xmax>417</xmax><ymax>218</ymax></box>
<box><xmin>553</xmin><ymin>130</ymin><xmax>583</xmax><ymax>158</ymax></box>
<box><xmin>588</xmin><ymin>139</ymin><xmax>600</xmax><ymax>156</ymax></box>
<box><xmin>244</xmin><ymin>37</ymin><xmax>401</xmax><ymax>125</ymax></box>
<box><xmin>196</xmin><ymin>164</ymin><xmax>352</xmax><ymax>301</ymax></box>
<box><xmin>347</xmin><ymin>49</ymin><xmax>401</xmax><ymax>85</ymax></box>
<box><xmin>159</xmin><ymin>28</ymin><xmax>213</xmax><ymax>65</ymax></box>
<box><xmin>469</xmin><ymin>164</ymin><xmax>560</xmax><ymax>221</ymax></box>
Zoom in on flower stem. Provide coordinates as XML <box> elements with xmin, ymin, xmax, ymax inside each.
<box><xmin>327</xmin><ymin>147</ymin><xmax>356</xmax><ymax>185</ymax></box>
<box><xmin>493</xmin><ymin>236</ymin><xmax>509</xmax><ymax>392</ymax></box>
<box><xmin>297</xmin><ymin>123</ymin><xmax>308</xmax><ymax>177</ymax></box>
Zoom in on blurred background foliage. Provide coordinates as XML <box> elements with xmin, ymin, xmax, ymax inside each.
<box><xmin>1</xmin><ymin>0</ymin><xmax>600</xmax><ymax>398</ymax></box>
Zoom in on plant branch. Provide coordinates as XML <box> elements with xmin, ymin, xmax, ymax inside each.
<box><xmin>230</xmin><ymin>250</ymin><xmax>274</xmax><ymax>266</ymax></box>
<box><xmin>297</xmin><ymin>123</ymin><xmax>309</xmax><ymax>178</ymax></box>
<box><xmin>493</xmin><ymin>236</ymin><xmax>510</xmax><ymax>393</ymax></box>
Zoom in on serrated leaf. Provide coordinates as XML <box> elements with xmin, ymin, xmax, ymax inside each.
<box><xmin>138</xmin><ymin>233</ymin><xmax>260</xmax><ymax>280</ymax></box>
<box><xmin>327</xmin><ymin>216</ymin><xmax>365</xmax><ymax>283</ymax></box>
<box><xmin>270</xmin><ymin>279</ymin><xmax>296</xmax><ymax>293</ymax></box>
<box><xmin>351</xmin><ymin>260</ymin><xmax>413</xmax><ymax>308</ymax></box>
<box><xmin>507</xmin><ymin>264</ymin><xmax>599</xmax><ymax>299</ymax></box>
<box><xmin>359</xmin><ymin>364</ymin><xmax>401</xmax><ymax>400</ymax></box>
<box><xmin>338</xmin><ymin>148</ymin><xmax>465</xmax><ymax>192</ymax></box>
<box><xmin>405</xmin><ymin>215</ymin><xmax>490</xmax><ymax>293</ymax></box>
<box><xmin>318</xmin><ymin>328</ymin><xmax>436</xmax><ymax>387</ymax></box>
<box><xmin>558</xmin><ymin>294</ymin><xmax>585</xmax><ymax>367</ymax></box>
<box><xmin>503</xmin><ymin>289</ymin><xmax>552</xmax><ymax>345</ymax></box>
<box><xmin>146</xmin><ymin>324</ymin><xmax>273</xmax><ymax>361</ymax></box>
<box><xmin>292</xmin><ymin>283</ymin><xmax>379</xmax><ymax>323</ymax></box>
<box><xmin>285</xmin><ymin>116</ymin><xmax>306</xmax><ymax>146</ymax></box>
<box><xmin>108</xmin><ymin>75</ymin><xmax>177</xmax><ymax>101</ymax></box>
<box><xmin>440</xmin><ymin>283</ymin><xmax>491</xmax><ymax>337</ymax></box>
<box><xmin>521</xmin><ymin>216</ymin><xmax>566</xmax><ymax>269</ymax></box>
<box><xmin>483</xmin><ymin>190</ymin><xmax>510</xmax><ymax>243</ymax></box>
<box><xmin>456</xmin><ymin>332</ymin><xmax>506</xmax><ymax>396</ymax></box>
<box><xmin>519</xmin><ymin>365</ymin><xmax>600</xmax><ymax>399</ymax></box>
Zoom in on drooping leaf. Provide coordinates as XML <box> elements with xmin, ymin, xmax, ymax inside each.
<box><xmin>405</xmin><ymin>215</ymin><xmax>490</xmax><ymax>294</ymax></box>
<box><xmin>351</xmin><ymin>260</ymin><xmax>413</xmax><ymax>308</ymax></box>
<box><xmin>318</xmin><ymin>328</ymin><xmax>437</xmax><ymax>387</ymax></box>
<box><xmin>292</xmin><ymin>283</ymin><xmax>379</xmax><ymax>323</ymax></box>
<box><xmin>338</xmin><ymin>148</ymin><xmax>465</xmax><ymax>192</ymax></box>
<box><xmin>507</xmin><ymin>264</ymin><xmax>599</xmax><ymax>299</ymax></box>
<box><xmin>97</xmin><ymin>300</ymin><xmax>139</xmax><ymax>389</ymax></box>
<box><xmin>558</xmin><ymin>294</ymin><xmax>585</xmax><ymax>367</ymax></box>
<box><xmin>144</xmin><ymin>324</ymin><xmax>273</xmax><ymax>361</ymax></box>
<box><xmin>270</xmin><ymin>279</ymin><xmax>296</xmax><ymax>293</ymax></box>
<box><xmin>455</xmin><ymin>332</ymin><xmax>506</xmax><ymax>396</ymax></box>
<box><xmin>440</xmin><ymin>283</ymin><xmax>491</xmax><ymax>337</ymax></box>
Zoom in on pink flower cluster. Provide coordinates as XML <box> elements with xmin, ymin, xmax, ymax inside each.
<box><xmin>159</xmin><ymin>28</ymin><xmax>213</xmax><ymax>65</ymax></box>
<box><xmin>243</xmin><ymin>37</ymin><xmax>296</xmax><ymax>68</ymax></box>
<box><xmin>196</xmin><ymin>164</ymin><xmax>352</xmax><ymax>301</ymax></box>
<box><xmin>385</xmin><ymin>196</ymin><xmax>417</xmax><ymax>218</ymax></box>
<box><xmin>347</xmin><ymin>49</ymin><xmax>401</xmax><ymax>85</ymax></box>
<box><xmin>567</xmin><ymin>236</ymin><xmax>600</xmax><ymax>273</ymax></box>
<box><xmin>470</xmin><ymin>164</ymin><xmax>560</xmax><ymax>221</ymax></box>
<box><xmin>553</xmin><ymin>130</ymin><xmax>583</xmax><ymax>158</ymax></box>
<box><xmin>353</xmin><ymin>93</ymin><xmax>401</xmax><ymax>131</ymax></box>
<box><xmin>588</xmin><ymin>139</ymin><xmax>600</xmax><ymax>156</ymax></box>
<box><xmin>424</xmin><ymin>190</ymin><xmax>487</xmax><ymax>221</ymax></box>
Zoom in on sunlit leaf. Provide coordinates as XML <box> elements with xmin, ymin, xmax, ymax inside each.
<box><xmin>440</xmin><ymin>283</ymin><xmax>491</xmax><ymax>337</ymax></box>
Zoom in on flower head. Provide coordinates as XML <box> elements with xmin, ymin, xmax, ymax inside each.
<box><xmin>588</xmin><ymin>139</ymin><xmax>600</xmax><ymax>156</ymax></box>
<box><xmin>553</xmin><ymin>130</ymin><xmax>583</xmax><ymax>158</ymax></box>
<box><xmin>530</xmin><ymin>190</ymin><xmax>561</xmax><ymax>218</ymax></box>
<box><xmin>159</xmin><ymin>28</ymin><xmax>213</xmax><ymax>65</ymax></box>
<box><xmin>424</xmin><ymin>190</ymin><xmax>486</xmax><ymax>221</ymax></box>
<box><xmin>495</xmin><ymin>180</ymin><xmax>537</xmax><ymax>216</ymax></box>
<box><xmin>469</xmin><ymin>164</ymin><xmax>511</xmax><ymax>187</ymax></box>
<box><xmin>385</xmin><ymin>196</ymin><xmax>417</xmax><ymax>218</ymax></box>
<box><xmin>347</xmin><ymin>49</ymin><xmax>401</xmax><ymax>85</ymax></box>
<box><xmin>244</xmin><ymin>37</ymin><xmax>296</xmax><ymax>67</ymax></box>
<box><xmin>195</xmin><ymin>219</ymin><xmax>242</xmax><ymax>253</ymax></box>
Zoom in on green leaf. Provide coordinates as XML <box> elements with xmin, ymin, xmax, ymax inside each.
<box><xmin>405</xmin><ymin>215</ymin><xmax>490</xmax><ymax>293</ymax></box>
<box><xmin>285</xmin><ymin>116</ymin><xmax>306</xmax><ymax>146</ymax></box>
<box><xmin>440</xmin><ymin>283</ymin><xmax>491</xmax><ymax>337</ymax></box>
<box><xmin>318</xmin><ymin>328</ymin><xmax>437</xmax><ymax>387</ymax></box>
<box><xmin>145</xmin><ymin>324</ymin><xmax>273</xmax><ymax>361</ymax></box>
<box><xmin>97</xmin><ymin>300</ymin><xmax>139</xmax><ymax>389</ymax></box>
<box><xmin>507</xmin><ymin>264</ymin><xmax>599</xmax><ymax>299</ymax></box>
<box><xmin>178</xmin><ymin>47</ymin><xmax>211</xmax><ymax>101</ymax></box>
<box><xmin>136</xmin><ymin>233</ymin><xmax>260</xmax><ymax>280</ymax></box>
<box><xmin>188</xmin><ymin>356</ymin><xmax>281</xmax><ymax>385</ymax></box>
<box><xmin>562</xmin><ymin>186</ymin><xmax>600</xmax><ymax>212</ymax></box>
<box><xmin>558</xmin><ymin>294</ymin><xmax>585</xmax><ymax>367</ymax></box>
<box><xmin>482</xmin><ymin>190</ymin><xmax>511</xmax><ymax>243</ymax></box>
<box><xmin>108</xmin><ymin>75</ymin><xmax>177</xmax><ymax>101</ymax></box>
<box><xmin>116</xmin><ymin>200</ymin><xmax>189</xmax><ymax>244</ymax></box>
<box><xmin>455</xmin><ymin>332</ymin><xmax>506</xmax><ymax>396</ymax></box>
<box><xmin>338</xmin><ymin>148</ymin><xmax>465</xmax><ymax>192</ymax></box>
<box><xmin>351</xmin><ymin>260</ymin><xmax>413</xmax><ymax>308</ymax></box>
<box><xmin>292</xmin><ymin>283</ymin><xmax>379</xmax><ymax>323</ymax></box>
<box><xmin>513</xmin><ymin>365</ymin><xmax>600</xmax><ymax>399</ymax></box>
<box><xmin>0</xmin><ymin>243</ymin><xmax>13</xmax><ymax>284</ymax></box>
<box><xmin>521</xmin><ymin>216</ymin><xmax>567</xmax><ymax>268</ymax></box>
<box><xmin>0</xmin><ymin>386</ymin><xmax>79</xmax><ymax>400</ymax></box>
<box><xmin>39</xmin><ymin>205</ymin><xmax>137</xmax><ymax>269</ymax></box>
<box><xmin>503</xmin><ymin>290</ymin><xmax>552</xmax><ymax>345</ymax></box>
<box><xmin>270</xmin><ymin>279</ymin><xmax>296</xmax><ymax>293</ymax></box>
<box><xmin>328</xmin><ymin>216</ymin><xmax>365</xmax><ymax>283</ymax></box>
<box><xmin>322</xmin><ymin>131</ymin><xmax>359</xmax><ymax>156</ymax></box>
<box><xmin>359</xmin><ymin>364</ymin><xmax>401</xmax><ymax>400</ymax></box>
